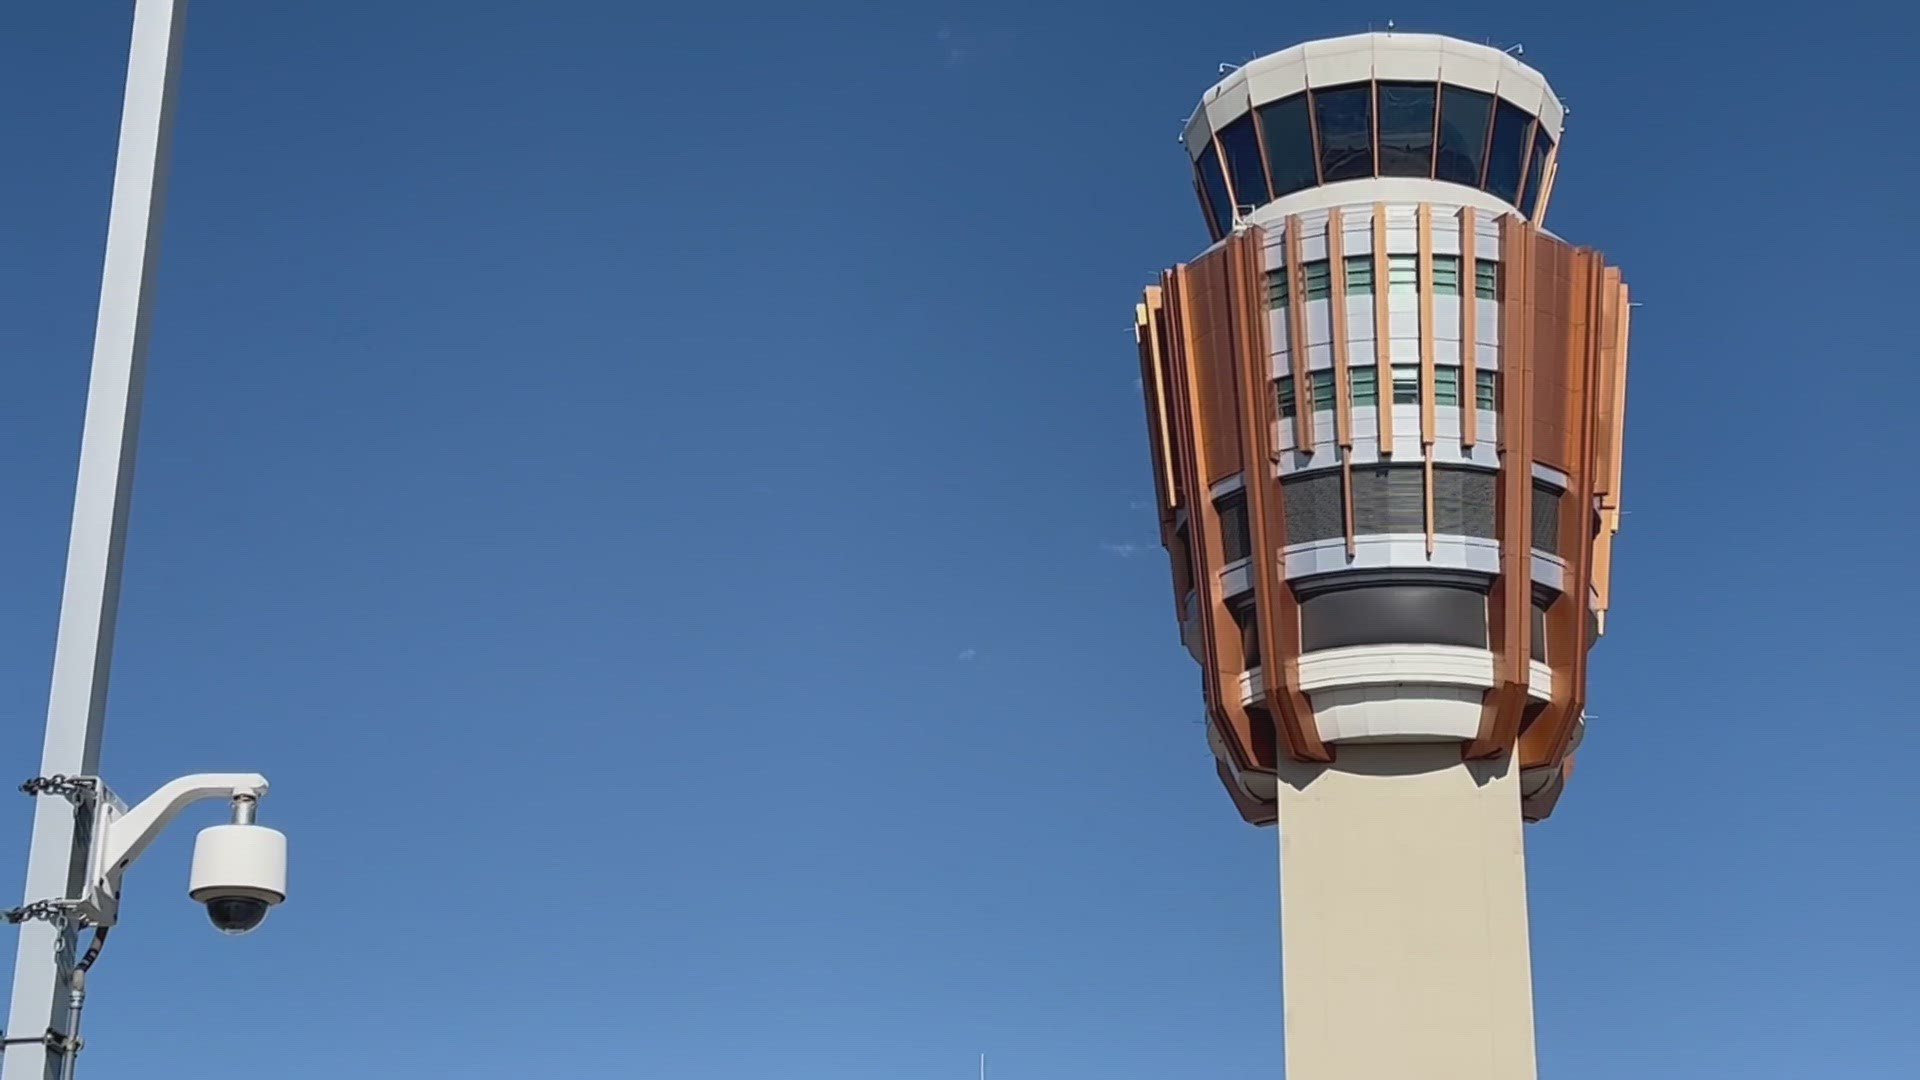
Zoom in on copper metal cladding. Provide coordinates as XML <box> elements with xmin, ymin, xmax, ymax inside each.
<box><xmin>1135</xmin><ymin>211</ymin><xmax>1629</xmax><ymax>824</ymax></box>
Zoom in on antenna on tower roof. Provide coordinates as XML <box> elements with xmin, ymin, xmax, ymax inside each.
<box><xmin>1504</xmin><ymin>42</ymin><xmax>1526</xmax><ymax>56</ymax></box>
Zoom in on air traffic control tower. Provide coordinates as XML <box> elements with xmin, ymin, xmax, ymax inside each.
<box><xmin>1132</xmin><ymin>33</ymin><xmax>1631</xmax><ymax>1079</ymax></box>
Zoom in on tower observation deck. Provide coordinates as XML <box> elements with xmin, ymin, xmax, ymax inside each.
<box><xmin>1132</xmin><ymin>33</ymin><xmax>1631</xmax><ymax>1080</ymax></box>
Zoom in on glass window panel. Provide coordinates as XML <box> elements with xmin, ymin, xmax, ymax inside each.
<box><xmin>1392</xmin><ymin>364</ymin><xmax>1421</xmax><ymax>404</ymax></box>
<box><xmin>1520</xmin><ymin>132</ymin><xmax>1554</xmax><ymax>218</ymax></box>
<box><xmin>1276</xmin><ymin>377</ymin><xmax>1297</xmax><ymax>418</ymax></box>
<box><xmin>1281</xmin><ymin>472</ymin><xmax>1345</xmax><ymax>543</ymax></box>
<box><xmin>1311</xmin><ymin>373</ymin><xmax>1335</xmax><ymax>411</ymax></box>
<box><xmin>1257</xmin><ymin>94</ymin><xmax>1318</xmax><ymax>197</ymax></box>
<box><xmin>1475</xmin><ymin>261</ymin><xmax>1500</xmax><ymax>300</ymax></box>
<box><xmin>1196</xmin><ymin>147</ymin><xmax>1233</xmax><ymax>237</ymax></box>
<box><xmin>1219</xmin><ymin>498</ymin><xmax>1252</xmax><ymax>562</ymax></box>
<box><xmin>1267</xmin><ymin>268</ymin><xmax>1289</xmax><ymax>308</ymax></box>
<box><xmin>1530</xmin><ymin>482</ymin><xmax>1561</xmax><ymax>554</ymax></box>
<box><xmin>1432</xmin><ymin>254</ymin><xmax>1461</xmax><ymax>295</ymax></box>
<box><xmin>1475</xmin><ymin>369</ymin><xmax>1497</xmax><ymax>410</ymax></box>
<box><xmin>1485</xmin><ymin>100</ymin><xmax>1534</xmax><ymax>204</ymax></box>
<box><xmin>1303</xmin><ymin>260</ymin><xmax>1332</xmax><ymax>300</ymax></box>
<box><xmin>1217</xmin><ymin>113</ymin><xmax>1269</xmax><ymax>212</ymax></box>
<box><xmin>1434</xmin><ymin>366</ymin><xmax>1461</xmax><ymax>405</ymax></box>
<box><xmin>1434</xmin><ymin>86</ymin><xmax>1493</xmax><ymax>187</ymax></box>
<box><xmin>1376</xmin><ymin>82</ymin><xmax>1437</xmax><ymax>177</ymax></box>
<box><xmin>1234</xmin><ymin>603</ymin><xmax>1262</xmax><ymax>669</ymax></box>
<box><xmin>1350</xmin><ymin>366</ymin><xmax>1378</xmax><ymax>407</ymax></box>
<box><xmin>1343</xmin><ymin>255</ymin><xmax>1373</xmax><ymax>294</ymax></box>
<box><xmin>1389</xmin><ymin>255</ymin><xmax>1418</xmax><ymax>293</ymax></box>
<box><xmin>1313</xmin><ymin>83</ymin><xmax>1375</xmax><ymax>182</ymax></box>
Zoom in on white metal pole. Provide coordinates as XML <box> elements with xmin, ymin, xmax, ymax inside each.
<box><xmin>3</xmin><ymin>2</ymin><xmax>186</xmax><ymax>1077</ymax></box>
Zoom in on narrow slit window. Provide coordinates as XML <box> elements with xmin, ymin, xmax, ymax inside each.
<box><xmin>1475</xmin><ymin>261</ymin><xmax>1500</xmax><ymax>300</ymax></box>
<box><xmin>1392</xmin><ymin>364</ymin><xmax>1421</xmax><ymax>404</ymax></box>
<box><xmin>1475</xmin><ymin>369</ymin><xmax>1497</xmax><ymax>410</ymax></box>
<box><xmin>1434</xmin><ymin>366</ymin><xmax>1461</xmax><ymax>405</ymax></box>
<box><xmin>1343</xmin><ymin>254</ymin><xmax>1373</xmax><ymax>294</ymax></box>
<box><xmin>1218</xmin><ymin>497</ymin><xmax>1252</xmax><ymax>563</ymax></box>
<box><xmin>1302</xmin><ymin>260</ymin><xmax>1332</xmax><ymax>300</ymax></box>
<box><xmin>1349</xmin><ymin>365</ymin><xmax>1378</xmax><ymax>407</ymax></box>
<box><xmin>1311</xmin><ymin>372</ymin><xmax>1336</xmax><ymax>412</ymax></box>
<box><xmin>1431</xmin><ymin>254</ymin><xmax>1461</xmax><ymax>295</ymax></box>
<box><xmin>1276</xmin><ymin>377</ymin><xmax>1297</xmax><ymax>418</ymax></box>
<box><xmin>1389</xmin><ymin>255</ymin><xmax>1419</xmax><ymax>294</ymax></box>
<box><xmin>1267</xmin><ymin>268</ymin><xmax>1289</xmax><ymax>308</ymax></box>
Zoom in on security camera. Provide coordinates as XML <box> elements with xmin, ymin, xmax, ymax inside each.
<box><xmin>188</xmin><ymin>814</ymin><xmax>286</xmax><ymax>936</ymax></box>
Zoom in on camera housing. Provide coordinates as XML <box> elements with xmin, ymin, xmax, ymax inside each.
<box><xmin>188</xmin><ymin>823</ymin><xmax>287</xmax><ymax>935</ymax></box>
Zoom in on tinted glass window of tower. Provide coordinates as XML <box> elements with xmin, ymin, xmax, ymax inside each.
<box><xmin>1217</xmin><ymin>113</ymin><xmax>1269</xmax><ymax>210</ymax></box>
<box><xmin>1195</xmin><ymin>149</ymin><xmax>1233</xmax><ymax>236</ymax></box>
<box><xmin>1194</xmin><ymin>81</ymin><xmax>1556</xmax><ymax>237</ymax></box>
<box><xmin>1314</xmin><ymin>83</ymin><xmax>1375</xmax><ymax>181</ymax></box>
<box><xmin>1256</xmin><ymin>94</ymin><xmax>1318</xmax><ymax>196</ymax></box>
<box><xmin>1375</xmin><ymin>82</ymin><xmax>1437</xmax><ymax>176</ymax></box>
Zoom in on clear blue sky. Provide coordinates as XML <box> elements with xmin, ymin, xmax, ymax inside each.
<box><xmin>1</xmin><ymin>2</ymin><xmax>1914</xmax><ymax>1077</ymax></box>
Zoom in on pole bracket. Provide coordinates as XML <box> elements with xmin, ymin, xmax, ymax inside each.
<box><xmin>0</xmin><ymin>1030</ymin><xmax>82</xmax><ymax>1056</ymax></box>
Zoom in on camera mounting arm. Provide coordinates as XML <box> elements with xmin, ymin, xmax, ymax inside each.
<box><xmin>97</xmin><ymin>773</ymin><xmax>269</xmax><ymax>896</ymax></box>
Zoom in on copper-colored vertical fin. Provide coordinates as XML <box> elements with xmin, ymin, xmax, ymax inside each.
<box><xmin>1467</xmin><ymin>216</ymin><xmax>1534</xmax><ymax>759</ymax></box>
<box><xmin>1326</xmin><ymin>209</ymin><xmax>1357</xmax><ymax>559</ymax></box>
<box><xmin>1520</xmin><ymin>248</ymin><xmax>1603</xmax><ymax>770</ymax></box>
<box><xmin>1212</xmin><ymin>136</ymin><xmax>1239</xmax><ymax>223</ymax></box>
<box><xmin>1282</xmin><ymin>216</ymin><xmax>1314</xmax><ymax>452</ymax></box>
<box><xmin>1137</xmin><ymin>291</ymin><xmax>1178</xmax><ymax>511</ymax></box>
<box><xmin>1327</xmin><ymin>209</ymin><xmax>1353</xmax><ymax>450</ymax></box>
<box><xmin>1417</xmin><ymin>204</ymin><xmax>1437</xmax><ymax>556</ymax></box>
<box><xmin>1165</xmin><ymin>261</ymin><xmax>1262</xmax><ymax>784</ymax></box>
<box><xmin>1459</xmin><ymin>206</ymin><xmax>1478</xmax><ymax>449</ymax></box>
<box><xmin>1232</xmin><ymin>232</ymin><xmax>1330</xmax><ymax>764</ymax></box>
<box><xmin>1591</xmin><ymin>277</ymin><xmax>1631</xmax><ymax>630</ymax></box>
<box><xmin>1534</xmin><ymin>142</ymin><xmax>1562</xmax><ymax>225</ymax></box>
<box><xmin>1372</xmin><ymin>204</ymin><xmax>1393</xmax><ymax>453</ymax></box>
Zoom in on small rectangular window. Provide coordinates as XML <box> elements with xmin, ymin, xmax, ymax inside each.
<box><xmin>1389</xmin><ymin>255</ymin><xmax>1419</xmax><ymax>294</ymax></box>
<box><xmin>1392</xmin><ymin>364</ymin><xmax>1421</xmax><ymax>404</ymax></box>
<box><xmin>1219</xmin><ymin>497</ymin><xmax>1252</xmax><ymax>563</ymax></box>
<box><xmin>1233</xmin><ymin>603</ymin><xmax>1262</xmax><ymax>669</ymax></box>
<box><xmin>1434</xmin><ymin>366</ymin><xmax>1461</xmax><ymax>405</ymax></box>
<box><xmin>1475</xmin><ymin>261</ymin><xmax>1499</xmax><ymax>300</ymax></box>
<box><xmin>1350</xmin><ymin>365</ymin><xmax>1378</xmax><ymax>407</ymax></box>
<box><xmin>1431</xmin><ymin>254</ymin><xmax>1461</xmax><ymax>295</ymax></box>
<box><xmin>1303</xmin><ymin>260</ymin><xmax>1332</xmax><ymax>300</ymax></box>
<box><xmin>1342</xmin><ymin>254</ymin><xmax>1373</xmax><ymax>294</ymax></box>
<box><xmin>1475</xmin><ymin>369</ymin><xmax>1497</xmax><ymax>410</ymax></box>
<box><xmin>1530</xmin><ymin>482</ymin><xmax>1561</xmax><ymax>555</ymax></box>
<box><xmin>1267</xmin><ymin>268</ymin><xmax>1289</xmax><ymax>308</ymax></box>
<box><xmin>1311</xmin><ymin>372</ymin><xmax>1335</xmax><ymax>411</ymax></box>
<box><xmin>1276</xmin><ymin>377</ymin><xmax>1297</xmax><ymax>418</ymax></box>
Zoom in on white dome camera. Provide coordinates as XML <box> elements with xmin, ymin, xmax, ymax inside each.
<box><xmin>187</xmin><ymin>803</ymin><xmax>286</xmax><ymax>936</ymax></box>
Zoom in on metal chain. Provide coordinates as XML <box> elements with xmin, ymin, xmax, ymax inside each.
<box><xmin>18</xmin><ymin>775</ymin><xmax>99</xmax><ymax>806</ymax></box>
<box><xmin>2</xmin><ymin>899</ymin><xmax>82</xmax><ymax>932</ymax></box>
